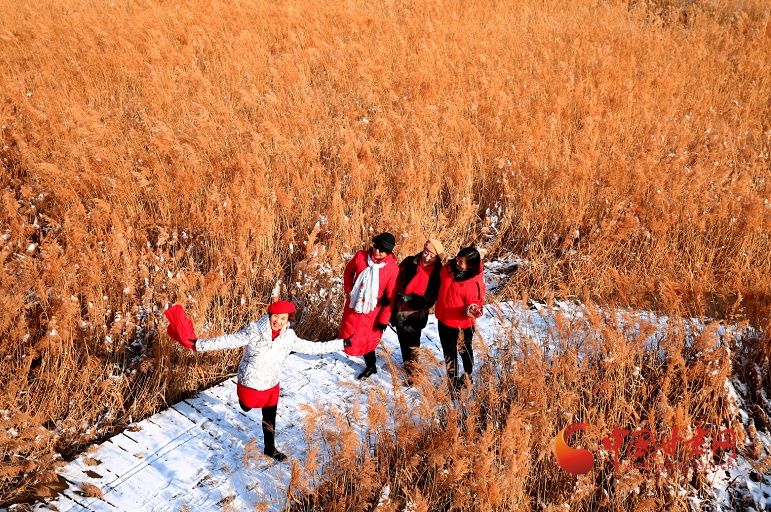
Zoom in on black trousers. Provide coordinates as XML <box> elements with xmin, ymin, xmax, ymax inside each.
<box><xmin>363</xmin><ymin>350</ymin><xmax>376</xmax><ymax>369</ymax></box>
<box><xmin>397</xmin><ymin>328</ymin><xmax>421</xmax><ymax>374</ymax></box>
<box><xmin>240</xmin><ymin>401</ymin><xmax>278</xmax><ymax>453</ymax></box>
<box><xmin>261</xmin><ymin>405</ymin><xmax>278</xmax><ymax>453</ymax></box>
<box><xmin>437</xmin><ymin>321</ymin><xmax>474</xmax><ymax>380</ymax></box>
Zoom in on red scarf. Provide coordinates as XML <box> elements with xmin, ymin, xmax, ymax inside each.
<box><xmin>271</xmin><ymin>329</ymin><xmax>281</xmax><ymax>340</ymax></box>
<box><xmin>404</xmin><ymin>261</ymin><xmax>434</xmax><ymax>296</ymax></box>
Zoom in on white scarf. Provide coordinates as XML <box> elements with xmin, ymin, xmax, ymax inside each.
<box><xmin>349</xmin><ymin>254</ymin><xmax>386</xmax><ymax>314</ymax></box>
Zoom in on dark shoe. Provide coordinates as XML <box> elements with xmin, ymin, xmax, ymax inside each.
<box><xmin>264</xmin><ymin>448</ymin><xmax>287</xmax><ymax>462</ymax></box>
<box><xmin>356</xmin><ymin>366</ymin><xmax>377</xmax><ymax>380</ymax></box>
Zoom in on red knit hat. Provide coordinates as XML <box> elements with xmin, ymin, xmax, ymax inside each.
<box><xmin>267</xmin><ymin>300</ymin><xmax>296</xmax><ymax>315</ymax></box>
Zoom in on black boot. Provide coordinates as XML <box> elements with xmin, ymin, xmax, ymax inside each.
<box><xmin>264</xmin><ymin>448</ymin><xmax>287</xmax><ymax>462</ymax></box>
<box><xmin>356</xmin><ymin>366</ymin><xmax>377</xmax><ymax>380</ymax></box>
<box><xmin>358</xmin><ymin>351</ymin><xmax>378</xmax><ymax>380</ymax></box>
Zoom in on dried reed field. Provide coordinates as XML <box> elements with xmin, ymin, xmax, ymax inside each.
<box><xmin>1</xmin><ymin>0</ymin><xmax>769</xmax><ymax>507</ymax></box>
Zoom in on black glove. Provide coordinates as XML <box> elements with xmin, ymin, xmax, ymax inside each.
<box><xmin>343</xmin><ymin>336</ymin><xmax>353</xmax><ymax>348</ymax></box>
<box><xmin>375</xmin><ymin>322</ymin><xmax>389</xmax><ymax>332</ymax></box>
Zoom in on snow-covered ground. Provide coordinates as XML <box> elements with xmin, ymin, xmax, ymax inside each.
<box><xmin>17</xmin><ymin>263</ymin><xmax>771</xmax><ymax>512</ymax></box>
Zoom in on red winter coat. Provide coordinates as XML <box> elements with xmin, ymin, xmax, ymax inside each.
<box><xmin>340</xmin><ymin>249</ymin><xmax>399</xmax><ymax>356</ymax></box>
<box><xmin>435</xmin><ymin>263</ymin><xmax>486</xmax><ymax>329</ymax></box>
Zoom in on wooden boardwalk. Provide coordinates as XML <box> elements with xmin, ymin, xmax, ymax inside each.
<box><xmin>34</xmin><ymin>350</ymin><xmax>373</xmax><ymax>511</ymax></box>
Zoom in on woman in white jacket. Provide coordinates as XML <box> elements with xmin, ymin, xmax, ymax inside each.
<box><xmin>174</xmin><ymin>300</ymin><xmax>349</xmax><ymax>461</ymax></box>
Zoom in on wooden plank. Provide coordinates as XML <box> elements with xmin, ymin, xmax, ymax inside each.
<box><xmin>129</xmin><ymin>408</ymin><xmax>200</xmax><ymax>454</ymax></box>
<box><xmin>57</xmin><ymin>486</ymin><xmax>120</xmax><ymax>512</ymax></box>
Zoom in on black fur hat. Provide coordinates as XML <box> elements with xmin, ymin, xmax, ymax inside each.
<box><xmin>372</xmin><ymin>232</ymin><xmax>396</xmax><ymax>253</ymax></box>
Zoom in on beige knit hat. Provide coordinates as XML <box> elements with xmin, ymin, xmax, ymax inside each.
<box><xmin>427</xmin><ymin>238</ymin><xmax>445</xmax><ymax>258</ymax></box>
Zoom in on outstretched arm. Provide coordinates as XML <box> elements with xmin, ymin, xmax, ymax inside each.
<box><xmin>196</xmin><ymin>324</ymin><xmax>256</xmax><ymax>352</ymax></box>
<box><xmin>289</xmin><ymin>334</ymin><xmax>345</xmax><ymax>354</ymax></box>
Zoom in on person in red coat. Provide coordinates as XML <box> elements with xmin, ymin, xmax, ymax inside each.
<box><xmin>435</xmin><ymin>246</ymin><xmax>485</xmax><ymax>389</ymax></box>
<box><xmin>391</xmin><ymin>238</ymin><xmax>444</xmax><ymax>383</ymax></box>
<box><xmin>339</xmin><ymin>232</ymin><xmax>399</xmax><ymax>380</ymax></box>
